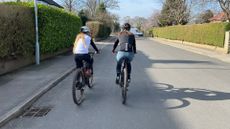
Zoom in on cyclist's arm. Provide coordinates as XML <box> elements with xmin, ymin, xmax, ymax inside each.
<box><xmin>90</xmin><ymin>39</ymin><xmax>99</xmax><ymax>52</ymax></box>
<box><xmin>112</xmin><ymin>38</ymin><xmax>119</xmax><ymax>52</ymax></box>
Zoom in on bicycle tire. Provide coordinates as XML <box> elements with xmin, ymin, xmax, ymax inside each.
<box><xmin>122</xmin><ymin>63</ymin><xmax>128</xmax><ymax>104</ymax></box>
<box><xmin>72</xmin><ymin>69</ymin><xmax>84</xmax><ymax>105</ymax></box>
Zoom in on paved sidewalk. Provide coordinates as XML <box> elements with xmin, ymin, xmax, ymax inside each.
<box><xmin>150</xmin><ymin>38</ymin><xmax>230</xmax><ymax>63</ymax></box>
<box><xmin>0</xmin><ymin>52</ymin><xmax>76</xmax><ymax>127</ymax></box>
<box><xmin>0</xmin><ymin>39</ymin><xmax>109</xmax><ymax>127</ymax></box>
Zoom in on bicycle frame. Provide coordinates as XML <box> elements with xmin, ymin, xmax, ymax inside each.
<box><xmin>72</xmin><ymin>52</ymin><xmax>95</xmax><ymax>105</ymax></box>
<box><xmin>81</xmin><ymin>53</ymin><xmax>94</xmax><ymax>85</ymax></box>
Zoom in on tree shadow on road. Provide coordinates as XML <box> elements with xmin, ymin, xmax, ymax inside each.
<box><xmin>128</xmin><ymin>50</ymin><xmax>230</xmax><ymax>110</ymax></box>
<box><xmin>154</xmin><ymin>83</ymin><xmax>230</xmax><ymax>109</ymax></box>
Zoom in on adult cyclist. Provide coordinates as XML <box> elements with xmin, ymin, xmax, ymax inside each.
<box><xmin>73</xmin><ymin>26</ymin><xmax>100</xmax><ymax>73</ymax></box>
<box><xmin>112</xmin><ymin>23</ymin><xmax>136</xmax><ymax>84</ymax></box>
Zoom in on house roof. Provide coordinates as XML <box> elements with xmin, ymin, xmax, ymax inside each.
<box><xmin>38</xmin><ymin>0</ymin><xmax>63</xmax><ymax>8</ymax></box>
<box><xmin>209</xmin><ymin>12</ymin><xmax>227</xmax><ymax>21</ymax></box>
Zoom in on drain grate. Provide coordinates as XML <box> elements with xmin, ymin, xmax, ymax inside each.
<box><xmin>22</xmin><ymin>107</ymin><xmax>52</xmax><ymax>117</ymax></box>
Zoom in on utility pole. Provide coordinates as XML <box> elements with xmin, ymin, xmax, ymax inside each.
<box><xmin>34</xmin><ymin>0</ymin><xmax>40</xmax><ymax>65</ymax></box>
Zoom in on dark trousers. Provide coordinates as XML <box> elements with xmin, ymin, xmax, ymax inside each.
<box><xmin>74</xmin><ymin>54</ymin><xmax>93</xmax><ymax>71</ymax></box>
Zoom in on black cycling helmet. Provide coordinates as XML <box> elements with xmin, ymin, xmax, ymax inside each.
<box><xmin>122</xmin><ymin>23</ymin><xmax>131</xmax><ymax>31</ymax></box>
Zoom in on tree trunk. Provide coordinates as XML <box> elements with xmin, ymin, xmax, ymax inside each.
<box><xmin>218</xmin><ymin>0</ymin><xmax>230</xmax><ymax>20</ymax></box>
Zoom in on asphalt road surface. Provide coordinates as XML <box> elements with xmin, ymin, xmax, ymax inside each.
<box><xmin>2</xmin><ymin>38</ymin><xmax>230</xmax><ymax>129</ymax></box>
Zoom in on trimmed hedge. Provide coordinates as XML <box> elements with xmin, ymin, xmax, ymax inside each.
<box><xmin>0</xmin><ymin>4</ymin><xmax>35</xmax><ymax>59</ymax></box>
<box><xmin>152</xmin><ymin>23</ymin><xmax>230</xmax><ymax>47</ymax></box>
<box><xmin>86</xmin><ymin>21</ymin><xmax>111</xmax><ymax>39</ymax></box>
<box><xmin>37</xmin><ymin>5</ymin><xmax>81</xmax><ymax>53</ymax></box>
<box><xmin>0</xmin><ymin>2</ymin><xmax>81</xmax><ymax>60</ymax></box>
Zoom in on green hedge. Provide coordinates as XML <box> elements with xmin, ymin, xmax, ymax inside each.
<box><xmin>152</xmin><ymin>23</ymin><xmax>230</xmax><ymax>47</ymax></box>
<box><xmin>37</xmin><ymin>5</ymin><xmax>81</xmax><ymax>53</ymax></box>
<box><xmin>0</xmin><ymin>2</ymin><xmax>81</xmax><ymax>60</ymax></box>
<box><xmin>86</xmin><ymin>21</ymin><xmax>111</xmax><ymax>39</ymax></box>
<box><xmin>0</xmin><ymin>4</ymin><xmax>34</xmax><ymax>59</ymax></box>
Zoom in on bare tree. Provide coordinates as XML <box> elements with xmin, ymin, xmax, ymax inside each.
<box><xmin>79</xmin><ymin>0</ymin><xmax>118</xmax><ymax>18</ymax></box>
<box><xmin>103</xmin><ymin>0</ymin><xmax>119</xmax><ymax>9</ymax></box>
<box><xmin>217</xmin><ymin>0</ymin><xmax>230</xmax><ymax>19</ymax></box>
<box><xmin>132</xmin><ymin>16</ymin><xmax>147</xmax><ymax>30</ymax></box>
<box><xmin>159</xmin><ymin>0</ymin><xmax>190</xmax><ymax>26</ymax></box>
<box><xmin>148</xmin><ymin>10</ymin><xmax>161</xmax><ymax>27</ymax></box>
<box><xmin>83</xmin><ymin>0</ymin><xmax>97</xmax><ymax>17</ymax></box>
<box><xmin>195</xmin><ymin>0</ymin><xmax>230</xmax><ymax>20</ymax></box>
<box><xmin>171</xmin><ymin>0</ymin><xmax>190</xmax><ymax>24</ymax></box>
<box><xmin>109</xmin><ymin>13</ymin><xmax>120</xmax><ymax>32</ymax></box>
<box><xmin>136</xmin><ymin>11</ymin><xmax>161</xmax><ymax>32</ymax></box>
<box><xmin>172</xmin><ymin>0</ymin><xmax>190</xmax><ymax>25</ymax></box>
<box><xmin>63</xmin><ymin>0</ymin><xmax>78</xmax><ymax>13</ymax></box>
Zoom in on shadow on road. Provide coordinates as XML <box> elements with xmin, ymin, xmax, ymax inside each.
<box><xmin>128</xmin><ymin>49</ymin><xmax>230</xmax><ymax>110</ymax></box>
<box><xmin>154</xmin><ymin>83</ymin><xmax>230</xmax><ymax>109</ymax></box>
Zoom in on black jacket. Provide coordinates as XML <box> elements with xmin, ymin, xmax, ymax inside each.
<box><xmin>113</xmin><ymin>31</ymin><xmax>136</xmax><ymax>53</ymax></box>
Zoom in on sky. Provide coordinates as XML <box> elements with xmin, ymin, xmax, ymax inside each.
<box><xmin>109</xmin><ymin>0</ymin><xmax>162</xmax><ymax>20</ymax></box>
<box><xmin>54</xmin><ymin>0</ymin><xmax>162</xmax><ymax>22</ymax></box>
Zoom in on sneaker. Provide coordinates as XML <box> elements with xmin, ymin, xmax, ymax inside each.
<box><xmin>115</xmin><ymin>76</ymin><xmax>119</xmax><ymax>84</ymax></box>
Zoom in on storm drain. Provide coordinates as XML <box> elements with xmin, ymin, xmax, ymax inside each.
<box><xmin>22</xmin><ymin>107</ymin><xmax>52</xmax><ymax>117</ymax></box>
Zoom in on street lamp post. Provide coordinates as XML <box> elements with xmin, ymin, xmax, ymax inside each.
<box><xmin>34</xmin><ymin>0</ymin><xmax>40</xmax><ymax>65</ymax></box>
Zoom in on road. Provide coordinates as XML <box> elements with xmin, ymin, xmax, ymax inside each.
<box><xmin>2</xmin><ymin>38</ymin><xmax>230</xmax><ymax>129</ymax></box>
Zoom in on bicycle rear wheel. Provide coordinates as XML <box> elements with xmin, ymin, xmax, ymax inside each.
<box><xmin>122</xmin><ymin>64</ymin><xmax>128</xmax><ymax>104</ymax></box>
<box><xmin>72</xmin><ymin>69</ymin><xmax>84</xmax><ymax>105</ymax></box>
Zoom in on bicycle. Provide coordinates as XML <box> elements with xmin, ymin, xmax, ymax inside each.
<box><xmin>118</xmin><ymin>57</ymin><xmax>130</xmax><ymax>104</ymax></box>
<box><xmin>72</xmin><ymin>52</ymin><xmax>95</xmax><ymax>105</ymax></box>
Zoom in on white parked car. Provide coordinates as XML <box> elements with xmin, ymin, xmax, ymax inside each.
<box><xmin>130</xmin><ymin>27</ymin><xmax>143</xmax><ymax>37</ymax></box>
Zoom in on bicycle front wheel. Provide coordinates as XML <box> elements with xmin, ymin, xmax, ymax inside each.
<box><xmin>72</xmin><ymin>69</ymin><xmax>84</xmax><ymax>105</ymax></box>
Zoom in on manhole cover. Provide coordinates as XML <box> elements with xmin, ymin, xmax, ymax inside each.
<box><xmin>22</xmin><ymin>107</ymin><xmax>52</xmax><ymax>117</ymax></box>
